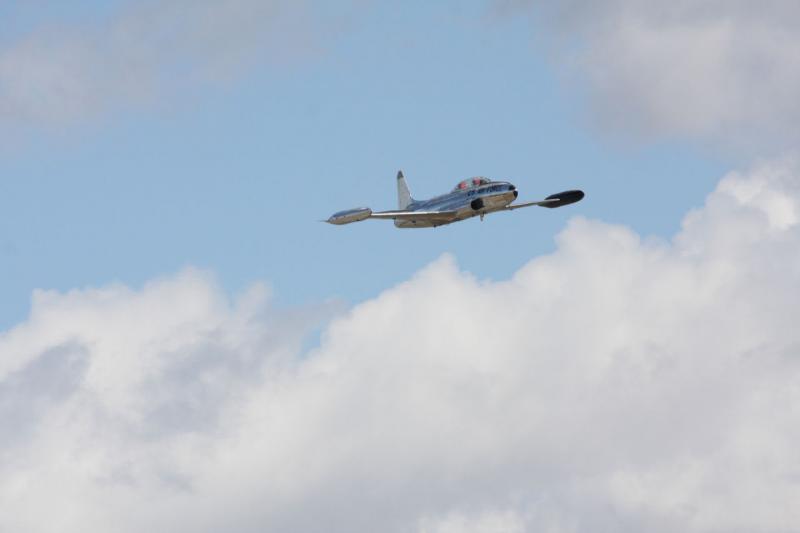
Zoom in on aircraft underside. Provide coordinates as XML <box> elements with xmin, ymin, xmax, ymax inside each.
<box><xmin>394</xmin><ymin>191</ymin><xmax>516</xmax><ymax>228</ymax></box>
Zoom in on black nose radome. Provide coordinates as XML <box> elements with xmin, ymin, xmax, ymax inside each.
<box><xmin>513</xmin><ymin>190</ymin><xmax>519</xmax><ymax>198</ymax></box>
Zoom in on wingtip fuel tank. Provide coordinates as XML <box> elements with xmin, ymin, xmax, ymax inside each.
<box><xmin>326</xmin><ymin>207</ymin><xmax>373</xmax><ymax>225</ymax></box>
<box><xmin>541</xmin><ymin>190</ymin><xmax>585</xmax><ymax>208</ymax></box>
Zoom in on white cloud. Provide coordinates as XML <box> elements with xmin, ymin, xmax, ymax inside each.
<box><xmin>2</xmin><ymin>158</ymin><xmax>800</xmax><ymax>531</ymax></box>
<box><xmin>501</xmin><ymin>1</ymin><xmax>800</xmax><ymax>151</ymax></box>
<box><xmin>419</xmin><ymin>509</ymin><xmax>527</xmax><ymax>533</ymax></box>
<box><xmin>0</xmin><ymin>0</ymin><xmax>349</xmax><ymax>127</ymax></box>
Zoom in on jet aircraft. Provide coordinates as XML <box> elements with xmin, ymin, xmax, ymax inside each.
<box><xmin>326</xmin><ymin>171</ymin><xmax>584</xmax><ymax>228</ymax></box>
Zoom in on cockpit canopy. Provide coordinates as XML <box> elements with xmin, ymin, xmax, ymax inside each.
<box><xmin>453</xmin><ymin>177</ymin><xmax>490</xmax><ymax>191</ymax></box>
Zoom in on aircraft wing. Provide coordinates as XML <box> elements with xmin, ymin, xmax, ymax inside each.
<box><xmin>369</xmin><ymin>209</ymin><xmax>459</xmax><ymax>222</ymax></box>
<box><xmin>326</xmin><ymin>207</ymin><xmax>458</xmax><ymax>225</ymax></box>
<box><xmin>502</xmin><ymin>189</ymin><xmax>585</xmax><ymax>211</ymax></box>
<box><xmin>502</xmin><ymin>199</ymin><xmax>559</xmax><ymax>210</ymax></box>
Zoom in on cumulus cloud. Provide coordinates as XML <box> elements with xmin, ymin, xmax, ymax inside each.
<box><xmin>500</xmin><ymin>0</ymin><xmax>800</xmax><ymax>151</ymax></box>
<box><xmin>2</xmin><ymin>158</ymin><xmax>800</xmax><ymax>531</ymax></box>
<box><xmin>0</xmin><ymin>0</ymin><xmax>348</xmax><ymax>126</ymax></box>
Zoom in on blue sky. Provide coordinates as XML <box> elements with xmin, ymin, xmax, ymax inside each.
<box><xmin>0</xmin><ymin>2</ymin><xmax>727</xmax><ymax>328</ymax></box>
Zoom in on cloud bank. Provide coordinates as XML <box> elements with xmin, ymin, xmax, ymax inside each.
<box><xmin>0</xmin><ymin>0</ymin><xmax>345</xmax><ymax>127</ymax></box>
<box><xmin>2</xmin><ymin>158</ymin><xmax>799</xmax><ymax>532</ymax></box>
<box><xmin>503</xmin><ymin>0</ymin><xmax>800</xmax><ymax>151</ymax></box>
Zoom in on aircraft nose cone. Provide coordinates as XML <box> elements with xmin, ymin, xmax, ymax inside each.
<box><xmin>513</xmin><ymin>190</ymin><xmax>519</xmax><ymax>198</ymax></box>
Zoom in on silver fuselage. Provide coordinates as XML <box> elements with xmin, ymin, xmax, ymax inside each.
<box><xmin>395</xmin><ymin>181</ymin><xmax>518</xmax><ymax>228</ymax></box>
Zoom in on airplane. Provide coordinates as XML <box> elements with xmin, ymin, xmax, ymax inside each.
<box><xmin>326</xmin><ymin>171</ymin><xmax>584</xmax><ymax>228</ymax></box>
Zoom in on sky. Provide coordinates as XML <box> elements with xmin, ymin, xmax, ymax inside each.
<box><xmin>1</xmin><ymin>2</ymin><xmax>800</xmax><ymax>532</ymax></box>
<box><xmin>0</xmin><ymin>1</ymin><xmax>729</xmax><ymax>328</ymax></box>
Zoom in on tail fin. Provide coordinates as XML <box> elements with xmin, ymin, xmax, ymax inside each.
<box><xmin>397</xmin><ymin>170</ymin><xmax>413</xmax><ymax>209</ymax></box>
